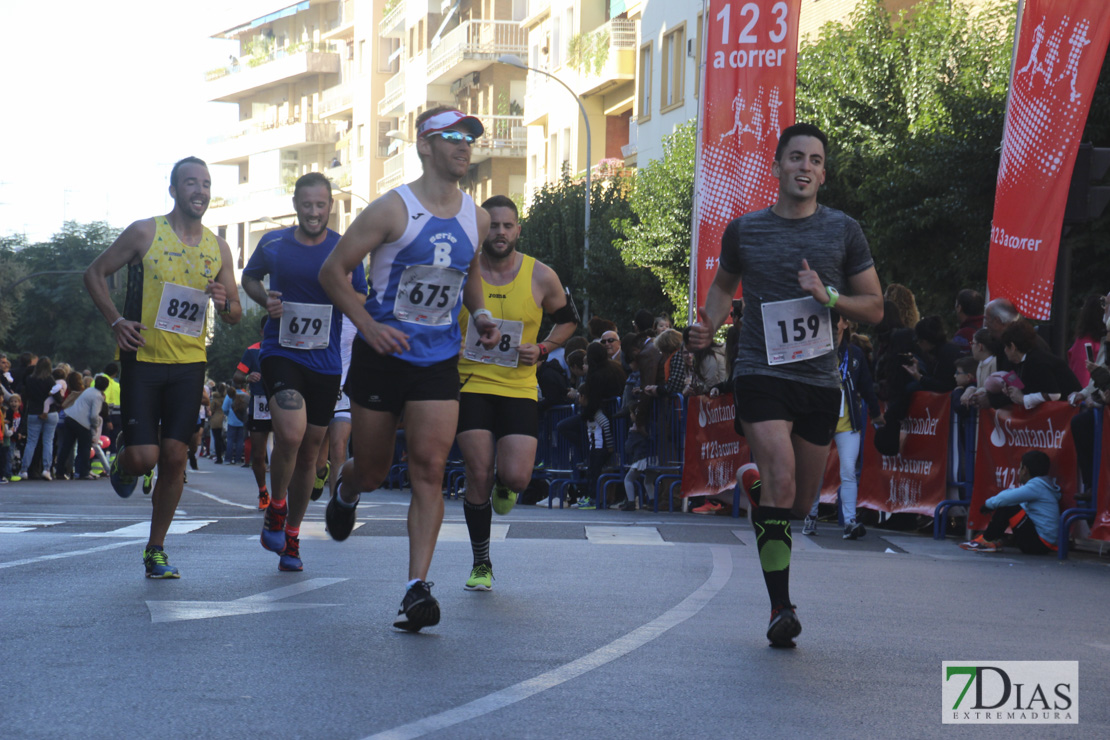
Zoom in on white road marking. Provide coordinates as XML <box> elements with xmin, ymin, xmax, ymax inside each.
<box><xmin>585</xmin><ymin>526</ymin><xmax>670</xmax><ymax>546</ymax></box>
<box><xmin>78</xmin><ymin>520</ymin><xmax>215</xmax><ymax>538</ymax></box>
<box><xmin>0</xmin><ymin>539</ymin><xmax>145</xmax><ymax>569</ymax></box>
<box><xmin>0</xmin><ymin>520</ymin><xmax>64</xmax><ymax>533</ymax></box>
<box><xmin>437</xmin><ymin>523</ymin><xmax>508</xmax><ymax>542</ymax></box>
<box><xmin>146</xmin><ymin>577</ymin><xmax>348</xmax><ymax>623</ymax></box>
<box><xmin>362</xmin><ymin>546</ymin><xmax>732</xmax><ymax>740</ymax></box>
<box><xmin>186</xmin><ymin>486</ymin><xmax>256</xmax><ymax>510</ymax></box>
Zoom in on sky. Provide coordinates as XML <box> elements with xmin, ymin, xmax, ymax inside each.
<box><xmin>0</xmin><ymin>1</ymin><xmax>251</xmax><ymax>243</ymax></box>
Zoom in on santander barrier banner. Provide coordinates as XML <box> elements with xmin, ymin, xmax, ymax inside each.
<box><xmin>969</xmin><ymin>403</ymin><xmax>1079</xmax><ymax>530</ymax></box>
<box><xmin>986</xmin><ymin>0</ymin><xmax>1110</xmax><ymax>319</ymax></box>
<box><xmin>690</xmin><ymin>0</ymin><xmax>801</xmax><ymax>315</ymax></box>
<box><xmin>1091</xmin><ymin>410</ymin><xmax>1110</xmax><ymax>541</ymax></box>
<box><xmin>682</xmin><ymin>393</ymin><xmax>750</xmax><ymax>497</ymax></box>
<box><xmin>859</xmin><ymin>392</ymin><xmax>951</xmax><ymax>515</ymax></box>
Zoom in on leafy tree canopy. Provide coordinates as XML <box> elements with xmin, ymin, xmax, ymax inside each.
<box><xmin>520</xmin><ymin>168</ymin><xmax>666</xmax><ymax>332</ymax></box>
<box><xmin>796</xmin><ymin>0</ymin><xmax>1017</xmax><ymax>322</ymax></box>
<box><xmin>615</xmin><ymin>121</ymin><xmax>697</xmax><ymax>324</ymax></box>
<box><xmin>2</xmin><ymin>221</ymin><xmax>123</xmax><ymax>371</ymax></box>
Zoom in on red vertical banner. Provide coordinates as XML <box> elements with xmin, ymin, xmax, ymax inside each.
<box><xmin>690</xmin><ymin>0</ymin><xmax>802</xmax><ymax>316</ymax></box>
<box><xmin>858</xmin><ymin>393</ymin><xmax>951</xmax><ymax>515</ymax></box>
<box><xmin>969</xmin><ymin>403</ymin><xmax>1079</xmax><ymax>529</ymax></box>
<box><xmin>1090</xmin><ymin>410</ymin><xmax>1110</xmax><ymax>541</ymax></box>
<box><xmin>986</xmin><ymin>0</ymin><xmax>1110</xmax><ymax>318</ymax></box>
<box><xmin>682</xmin><ymin>393</ymin><xmax>750</xmax><ymax>497</ymax></box>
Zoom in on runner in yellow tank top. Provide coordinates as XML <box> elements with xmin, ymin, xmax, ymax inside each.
<box><xmin>454</xmin><ymin>195</ymin><xmax>579</xmax><ymax>592</ymax></box>
<box><xmin>84</xmin><ymin>156</ymin><xmax>242</xmax><ymax>580</ymax></box>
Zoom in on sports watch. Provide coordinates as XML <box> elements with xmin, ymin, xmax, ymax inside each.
<box><xmin>823</xmin><ymin>286</ymin><xmax>840</xmax><ymax>308</ymax></box>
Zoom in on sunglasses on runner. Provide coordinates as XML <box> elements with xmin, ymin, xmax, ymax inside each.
<box><xmin>427</xmin><ymin>130</ymin><xmax>476</xmax><ymax>144</ymax></box>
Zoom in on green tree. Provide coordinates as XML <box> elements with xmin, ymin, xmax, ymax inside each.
<box><xmin>0</xmin><ymin>234</ymin><xmax>30</xmax><ymax>348</ymax></box>
<box><xmin>795</xmin><ymin>0</ymin><xmax>1016</xmax><ymax>320</ymax></box>
<box><xmin>6</xmin><ymin>222</ymin><xmax>124</xmax><ymax>370</ymax></box>
<box><xmin>520</xmin><ymin>168</ymin><xmax>666</xmax><ymax>330</ymax></box>
<box><xmin>614</xmin><ymin>121</ymin><xmax>697</xmax><ymax>323</ymax></box>
<box><xmin>206</xmin><ymin>307</ymin><xmax>267</xmax><ymax>383</ymax></box>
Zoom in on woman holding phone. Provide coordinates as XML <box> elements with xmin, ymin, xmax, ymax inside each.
<box><xmin>1067</xmin><ymin>294</ymin><xmax>1106</xmax><ymax>387</ymax></box>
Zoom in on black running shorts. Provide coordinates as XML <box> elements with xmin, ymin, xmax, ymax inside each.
<box><xmin>457</xmin><ymin>392</ymin><xmax>539</xmax><ymax>439</ymax></box>
<box><xmin>260</xmin><ymin>355</ymin><xmax>341</xmax><ymax>428</ymax></box>
<box><xmin>345</xmin><ymin>337</ymin><xmax>459</xmax><ymax>416</ymax></box>
<box><xmin>732</xmin><ymin>374</ymin><xmax>840</xmax><ymax>446</ymax></box>
<box><xmin>119</xmin><ymin>357</ymin><xmax>206</xmax><ymax>446</ymax></box>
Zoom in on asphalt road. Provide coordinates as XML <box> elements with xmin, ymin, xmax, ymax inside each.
<box><xmin>1</xmin><ymin>459</ymin><xmax>1107</xmax><ymax>739</ymax></box>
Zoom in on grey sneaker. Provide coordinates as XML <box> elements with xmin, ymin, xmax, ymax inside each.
<box><xmin>802</xmin><ymin>516</ymin><xmax>818</xmax><ymax>536</ymax></box>
<box><xmin>844</xmin><ymin>521</ymin><xmax>866</xmax><ymax>540</ymax></box>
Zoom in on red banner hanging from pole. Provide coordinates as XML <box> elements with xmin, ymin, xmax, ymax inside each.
<box><xmin>986</xmin><ymin>0</ymin><xmax>1110</xmax><ymax>319</ymax></box>
<box><xmin>689</xmin><ymin>0</ymin><xmax>802</xmax><ymax>317</ymax></box>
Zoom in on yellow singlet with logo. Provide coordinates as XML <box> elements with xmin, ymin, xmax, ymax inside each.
<box><xmin>458</xmin><ymin>254</ymin><xmax>542</xmax><ymax>400</ymax></box>
<box><xmin>121</xmin><ymin>216</ymin><xmax>222</xmax><ymax>364</ymax></box>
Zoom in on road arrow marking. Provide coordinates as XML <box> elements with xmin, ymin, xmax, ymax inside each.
<box><xmin>146</xmin><ymin>577</ymin><xmax>348</xmax><ymax>623</ymax></box>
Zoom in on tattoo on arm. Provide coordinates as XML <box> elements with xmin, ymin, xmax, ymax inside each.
<box><xmin>274</xmin><ymin>389</ymin><xmax>304</xmax><ymax>411</ymax></box>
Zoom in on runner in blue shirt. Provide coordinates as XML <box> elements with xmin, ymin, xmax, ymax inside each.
<box><xmin>242</xmin><ymin>172</ymin><xmax>367</xmax><ymax>573</ymax></box>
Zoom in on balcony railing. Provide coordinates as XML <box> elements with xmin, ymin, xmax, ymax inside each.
<box><xmin>319</xmin><ymin>84</ymin><xmax>354</xmax><ymax>117</ymax></box>
<box><xmin>204</xmin><ymin>41</ymin><xmax>339</xmax><ymax>82</ymax></box>
<box><xmin>209</xmin><ymin>183</ymin><xmax>293</xmax><ymax>210</ymax></box>
<box><xmin>379</xmin><ymin>69</ymin><xmax>406</xmax><ymax>115</ymax></box>
<box><xmin>527</xmin><ymin>0</ymin><xmax>550</xmax><ymax>19</ymax></box>
<box><xmin>621</xmin><ymin>117</ymin><xmax>638</xmax><ymax>158</ymax></box>
<box><xmin>427</xmin><ymin>20</ymin><xmax>528</xmax><ymax>81</ymax></box>
<box><xmin>606</xmin><ymin>18</ymin><xmax>637</xmax><ymax>49</ymax></box>
<box><xmin>377</xmin><ymin>152</ymin><xmax>405</xmax><ymax>193</ymax></box>
<box><xmin>379</xmin><ymin>0</ymin><xmax>405</xmax><ymax>38</ymax></box>
<box><xmin>473</xmin><ymin>114</ymin><xmax>526</xmax><ymax>152</ymax></box>
<box><xmin>324</xmin><ymin>0</ymin><xmax>355</xmax><ymax>33</ymax></box>
<box><xmin>326</xmin><ymin>162</ymin><xmax>352</xmax><ymax>189</ymax></box>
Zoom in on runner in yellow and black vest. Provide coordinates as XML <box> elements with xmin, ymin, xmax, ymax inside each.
<box><xmin>454</xmin><ymin>194</ymin><xmax>579</xmax><ymax>592</ymax></box>
<box><xmin>84</xmin><ymin>156</ymin><xmax>242</xmax><ymax>579</ymax></box>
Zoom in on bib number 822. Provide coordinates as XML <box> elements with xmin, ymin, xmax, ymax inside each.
<box><xmin>167</xmin><ymin>298</ymin><xmax>200</xmax><ymax>322</ymax></box>
<box><xmin>777</xmin><ymin>315</ymin><xmax>820</xmax><ymax>343</ymax></box>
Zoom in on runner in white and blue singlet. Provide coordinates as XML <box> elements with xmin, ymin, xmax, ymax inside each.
<box><xmin>319</xmin><ymin>107</ymin><xmax>501</xmax><ymax>632</ymax></box>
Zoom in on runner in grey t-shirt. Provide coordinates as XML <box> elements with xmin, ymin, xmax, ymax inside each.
<box><xmin>689</xmin><ymin>123</ymin><xmax>884</xmax><ymax>649</ymax></box>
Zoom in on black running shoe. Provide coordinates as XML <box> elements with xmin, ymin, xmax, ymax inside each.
<box><xmin>767</xmin><ymin>605</ymin><xmax>802</xmax><ymax>648</ymax></box>
<box><xmin>393</xmin><ymin>581</ymin><xmax>440</xmax><ymax>632</ymax></box>
<box><xmin>325</xmin><ymin>475</ymin><xmax>358</xmax><ymax>541</ymax></box>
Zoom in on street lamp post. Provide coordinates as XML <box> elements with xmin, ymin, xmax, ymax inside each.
<box><xmin>497</xmin><ymin>54</ymin><xmax>591</xmax><ymax>322</ymax></box>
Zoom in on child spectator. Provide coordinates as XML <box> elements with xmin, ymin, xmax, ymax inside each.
<box><xmin>959</xmin><ymin>450</ymin><xmax>1061</xmax><ymax>554</ymax></box>
<box><xmin>41</xmin><ymin>368</ymin><xmax>68</xmax><ymax>415</ymax></box>
<box><xmin>961</xmin><ymin>328</ymin><xmax>1001</xmax><ymax>408</ymax></box>
<box><xmin>1</xmin><ymin>401</ymin><xmax>10</xmax><ymax>483</ymax></box>
<box><xmin>953</xmin><ymin>356</ymin><xmax>978</xmax><ymax>395</ymax></box>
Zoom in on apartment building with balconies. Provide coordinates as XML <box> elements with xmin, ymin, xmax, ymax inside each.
<box><xmin>378</xmin><ymin>0</ymin><xmax>531</xmax><ymax>206</ymax></box>
<box><xmin>518</xmin><ymin>0</ymin><xmax>638</xmax><ymax>199</ymax></box>
<box><xmin>203</xmin><ymin>0</ymin><xmax>391</xmax><ymax>267</ymax></box>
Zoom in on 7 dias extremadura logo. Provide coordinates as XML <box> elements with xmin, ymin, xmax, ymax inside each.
<box><xmin>942</xmin><ymin>661</ymin><xmax>1077</xmax><ymax>724</ymax></box>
